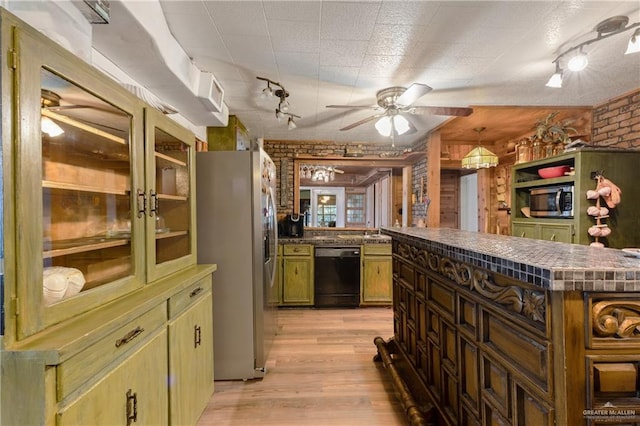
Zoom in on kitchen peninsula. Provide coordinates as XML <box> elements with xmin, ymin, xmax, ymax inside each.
<box><xmin>379</xmin><ymin>227</ymin><xmax>640</xmax><ymax>425</ymax></box>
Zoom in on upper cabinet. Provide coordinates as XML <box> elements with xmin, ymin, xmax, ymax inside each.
<box><xmin>145</xmin><ymin>108</ymin><xmax>196</xmax><ymax>282</ymax></box>
<box><xmin>9</xmin><ymin>20</ymin><xmax>196</xmax><ymax>341</ymax></box>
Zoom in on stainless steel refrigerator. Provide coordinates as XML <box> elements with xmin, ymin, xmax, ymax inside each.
<box><xmin>196</xmin><ymin>147</ymin><xmax>278</xmax><ymax>380</ymax></box>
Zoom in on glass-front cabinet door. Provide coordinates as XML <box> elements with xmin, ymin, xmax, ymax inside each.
<box><xmin>144</xmin><ymin>108</ymin><xmax>196</xmax><ymax>282</ymax></box>
<box><xmin>14</xmin><ymin>27</ymin><xmax>145</xmax><ymax>339</ymax></box>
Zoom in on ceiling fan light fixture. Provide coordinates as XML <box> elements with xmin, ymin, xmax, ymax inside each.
<box><xmin>287</xmin><ymin>116</ymin><xmax>297</xmax><ymax>130</ymax></box>
<box><xmin>626</xmin><ymin>28</ymin><xmax>640</xmax><ymax>54</ymax></box>
<box><xmin>275</xmin><ymin>108</ymin><xmax>285</xmax><ymax>122</ymax></box>
<box><xmin>41</xmin><ymin>116</ymin><xmax>64</xmax><ymax>137</ymax></box>
<box><xmin>393</xmin><ymin>114</ymin><xmax>410</xmax><ymax>135</ymax></box>
<box><xmin>375</xmin><ymin>116</ymin><xmax>392</xmax><ymax>137</ymax></box>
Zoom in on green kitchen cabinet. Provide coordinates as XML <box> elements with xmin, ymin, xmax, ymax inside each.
<box><xmin>361</xmin><ymin>243</ymin><xmax>393</xmax><ymax>305</ymax></box>
<box><xmin>511</xmin><ymin>149</ymin><xmax>640</xmax><ymax>248</ymax></box>
<box><xmin>281</xmin><ymin>244</ymin><xmax>314</xmax><ymax>306</ymax></box>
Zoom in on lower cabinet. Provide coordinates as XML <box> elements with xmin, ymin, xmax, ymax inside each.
<box><xmin>168</xmin><ymin>279</ymin><xmax>214</xmax><ymax>425</ymax></box>
<box><xmin>281</xmin><ymin>244</ymin><xmax>314</xmax><ymax>306</ymax></box>
<box><xmin>1</xmin><ymin>266</ymin><xmax>216</xmax><ymax>426</ymax></box>
<box><xmin>58</xmin><ymin>329</ymin><xmax>168</xmax><ymax>425</ymax></box>
<box><xmin>512</xmin><ymin>220</ymin><xmax>574</xmax><ymax>243</ymax></box>
<box><xmin>361</xmin><ymin>243</ymin><xmax>392</xmax><ymax>305</ymax></box>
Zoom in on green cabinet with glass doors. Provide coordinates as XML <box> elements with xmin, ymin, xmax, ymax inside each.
<box><xmin>0</xmin><ymin>9</ymin><xmax>214</xmax><ymax>426</ymax></box>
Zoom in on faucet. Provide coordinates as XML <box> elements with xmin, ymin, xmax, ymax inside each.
<box><xmin>365</xmin><ymin>221</ymin><xmax>371</xmax><ymax>236</ymax></box>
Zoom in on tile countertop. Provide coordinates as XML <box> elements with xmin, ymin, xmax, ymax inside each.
<box><xmin>381</xmin><ymin>227</ymin><xmax>640</xmax><ymax>292</ymax></box>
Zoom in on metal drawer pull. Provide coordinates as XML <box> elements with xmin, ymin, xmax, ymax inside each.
<box><xmin>126</xmin><ymin>389</ymin><xmax>138</xmax><ymax>425</ymax></box>
<box><xmin>550</xmin><ymin>233</ymin><xmax>556</xmax><ymax>241</ymax></box>
<box><xmin>189</xmin><ymin>286</ymin><xmax>203</xmax><ymax>298</ymax></box>
<box><xmin>149</xmin><ymin>190</ymin><xmax>158</xmax><ymax>217</ymax></box>
<box><xmin>194</xmin><ymin>324</ymin><xmax>202</xmax><ymax>348</ymax></box>
<box><xmin>136</xmin><ymin>189</ymin><xmax>146</xmax><ymax>218</ymax></box>
<box><xmin>115</xmin><ymin>326</ymin><xmax>144</xmax><ymax>348</ymax></box>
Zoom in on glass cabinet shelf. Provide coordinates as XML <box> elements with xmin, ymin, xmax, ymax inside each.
<box><xmin>44</xmin><ymin>237</ymin><xmax>129</xmax><ymax>258</ymax></box>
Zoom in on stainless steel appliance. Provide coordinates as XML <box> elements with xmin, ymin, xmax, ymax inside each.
<box><xmin>529</xmin><ymin>185</ymin><xmax>574</xmax><ymax>218</ymax></box>
<box><xmin>196</xmin><ymin>147</ymin><xmax>278</xmax><ymax>380</ymax></box>
<box><xmin>314</xmin><ymin>246</ymin><xmax>360</xmax><ymax>307</ymax></box>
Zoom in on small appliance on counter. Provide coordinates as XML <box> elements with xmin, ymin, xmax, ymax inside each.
<box><xmin>279</xmin><ymin>213</ymin><xmax>304</xmax><ymax>238</ymax></box>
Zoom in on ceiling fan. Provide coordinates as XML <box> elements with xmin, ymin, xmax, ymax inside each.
<box><xmin>326</xmin><ymin>83</ymin><xmax>473</xmax><ymax>135</ymax></box>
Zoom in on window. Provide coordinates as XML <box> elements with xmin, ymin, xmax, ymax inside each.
<box><xmin>346</xmin><ymin>190</ymin><xmax>365</xmax><ymax>226</ymax></box>
<box><xmin>316</xmin><ymin>194</ymin><xmax>337</xmax><ymax>227</ymax></box>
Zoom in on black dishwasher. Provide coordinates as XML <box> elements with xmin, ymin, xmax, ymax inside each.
<box><xmin>314</xmin><ymin>246</ymin><xmax>361</xmax><ymax>308</ymax></box>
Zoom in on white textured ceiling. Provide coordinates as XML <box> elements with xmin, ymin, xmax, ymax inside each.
<box><xmin>158</xmin><ymin>0</ymin><xmax>640</xmax><ymax>145</ymax></box>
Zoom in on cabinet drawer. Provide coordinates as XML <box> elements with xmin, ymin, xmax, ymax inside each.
<box><xmin>168</xmin><ymin>276</ymin><xmax>212</xmax><ymax>319</ymax></box>
<box><xmin>539</xmin><ymin>223</ymin><xmax>573</xmax><ymax>243</ymax></box>
<box><xmin>283</xmin><ymin>244</ymin><xmax>312</xmax><ymax>256</ymax></box>
<box><xmin>57</xmin><ymin>303</ymin><xmax>166</xmax><ymax>400</ymax></box>
<box><xmin>363</xmin><ymin>243</ymin><xmax>391</xmax><ymax>255</ymax></box>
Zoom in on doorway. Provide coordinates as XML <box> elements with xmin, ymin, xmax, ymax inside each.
<box><xmin>460</xmin><ymin>172</ymin><xmax>478</xmax><ymax>231</ymax></box>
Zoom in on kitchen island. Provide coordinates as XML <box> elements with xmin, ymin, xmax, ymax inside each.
<box><xmin>378</xmin><ymin>227</ymin><xmax>640</xmax><ymax>426</ymax></box>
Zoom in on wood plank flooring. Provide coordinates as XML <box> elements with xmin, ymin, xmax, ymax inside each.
<box><xmin>197</xmin><ymin>307</ymin><xmax>407</xmax><ymax>426</ymax></box>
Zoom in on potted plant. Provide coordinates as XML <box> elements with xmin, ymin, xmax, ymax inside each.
<box><xmin>531</xmin><ymin>112</ymin><xmax>577</xmax><ymax>157</ymax></box>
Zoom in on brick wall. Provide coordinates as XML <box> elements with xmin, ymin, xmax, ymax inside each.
<box><xmin>264</xmin><ymin>139</ymin><xmax>413</xmax><ymax>215</ymax></box>
<box><xmin>592</xmin><ymin>88</ymin><xmax>640</xmax><ymax>148</ymax></box>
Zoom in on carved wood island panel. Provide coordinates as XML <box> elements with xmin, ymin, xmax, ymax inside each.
<box><xmin>380</xmin><ymin>227</ymin><xmax>640</xmax><ymax>426</ymax></box>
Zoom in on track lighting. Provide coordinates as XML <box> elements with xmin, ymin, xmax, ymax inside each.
<box><xmin>257</xmin><ymin>76</ymin><xmax>300</xmax><ymax>128</ymax></box>
<box><xmin>545</xmin><ymin>62</ymin><xmax>563</xmax><ymax>88</ymax></box>
<box><xmin>546</xmin><ymin>15</ymin><xmax>640</xmax><ymax>88</ymax></box>
<box><xmin>287</xmin><ymin>116</ymin><xmax>297</xmax><ymax>130</ymax></box>
<box><xmin>567</xmin><ymin>48</ymin><xmax>588</xmax><ymax>71</ymax></box>
<box><xmin>260</xmin><ymin>83</ymin><xmax>273</xmax><ymax>99</ymax></box>
<box><xmin>626</xmin><ymin>28</ymin><xmax>640</xmax><ymax>54</ymax></box>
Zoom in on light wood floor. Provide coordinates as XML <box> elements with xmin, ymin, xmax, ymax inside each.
<box><xmin>197</xmin><ymin>307</ymin><xmax>407</xmax><ymax>426</ymax></box>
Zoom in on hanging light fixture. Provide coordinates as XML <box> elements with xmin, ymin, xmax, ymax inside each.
<box><xmin>299</xmin><ymin>165</ymin><xmax>342</xmax><ymax>182</ymax></box>
<box><xmin>546</xmin><ymin>15</ymin><xmax>640</xmax><ymax>88</ymax></box>
<box><xmin>461</xmin><ymin>127</ymin><xmax>498</xmax><ymax>169</ymax></box>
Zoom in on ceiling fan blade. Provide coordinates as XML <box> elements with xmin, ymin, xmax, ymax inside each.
<box><xmin>396</xmin><ymin>83</ymin><xmax>432</xmax><ymax>106</ymax></box>
<box><xmin>326</xmin><ymin>104</ymin><xmax>378</xmax><ymax>110</ymax></box>
<box><xmin>339</xmin><ymin>114</ymin><xmax>382</xmax><ymax>131</ymax></box>
<box><xmin>407</xmin><ymin>106</ymin><xmax>473</xmax><ymax>117</ymax></box>
<box><xmin>401</xmin><ymin>113</ymin><xmax>418</xmax><ymax>135</ymax></box>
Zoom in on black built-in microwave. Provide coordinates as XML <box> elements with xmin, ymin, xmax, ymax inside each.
<box><xmin>530</xmin><ymin>185</ymin><xmax>574</xmax><ymax>218</ymax></box>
